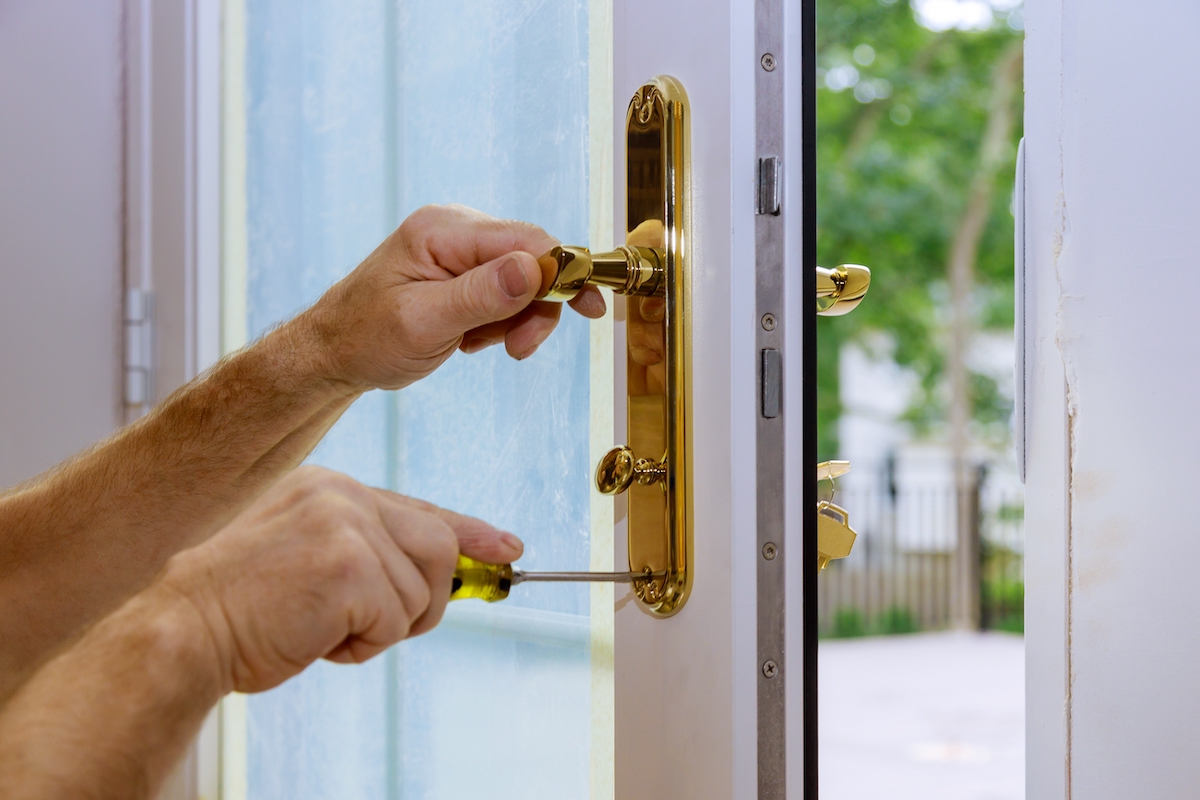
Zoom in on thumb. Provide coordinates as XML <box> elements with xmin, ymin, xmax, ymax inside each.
<box><xmin>423</xmin><ymin>251</ymin><xmax>543</xmax><ymax>338</ymax></box>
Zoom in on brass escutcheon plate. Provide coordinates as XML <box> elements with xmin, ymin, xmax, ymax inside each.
<box><xmin>623</xmin><ymin>76</ymin><xmax>691</xmax><ymax>616</ymax></box>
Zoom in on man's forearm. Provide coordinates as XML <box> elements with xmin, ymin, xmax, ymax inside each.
<box><xmin>0</xmin><ymin>313</ymin><xmax>359</xmax><ymax>695</ymax></box>
<box><xmin>0</xmin><ymin>582</ymin><xmax>224</xmax><ymax>800</ymax></box>
<box><xmin>0</xmin><ymin>205</ymin><xmax>572</xmax><ymax>698</ymax></box>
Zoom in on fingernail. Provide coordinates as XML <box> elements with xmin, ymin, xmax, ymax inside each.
<box><xmin>460</xmin><ymin>337</ymin><xmax>483</xmax><ymax>354</ymax></box>
<box><xmin>498</xmin><ymin>257</ymin><xmax>529</xmax><ymax>300</ymax></box>
<box><xmin>501</xmin><ymin>532</ymin><xmax>524</xmax><ymax>551</ymax></box>
<box><xmin>516</xmin><ymin>343</ymin><xmax>540</xmax><ymax>361</ymax></box>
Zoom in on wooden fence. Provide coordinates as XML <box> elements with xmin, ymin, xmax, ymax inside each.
<box><xmin>818</xmin><ymin>468</ymin><xmax>1024</xmax><ymax>637</ymax></box>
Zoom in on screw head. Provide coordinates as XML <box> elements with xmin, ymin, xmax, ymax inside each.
<box><xmin>761</xmin><ymin>53</ymin><xmax>777</xmax><ymax>72</ymax></box>
<box><xmin>763</xmin><ymin>542</ymin><xmax>778</xmax><ymax>561</ymax></box>
<box><xmin>761</xmin><ymin>313</ymin><xmax>777</xmax><ymax>331</ymax></box>
<box><xmin>762</xmin><ymin>660</ymin><xmax>779</xmax><ymax>679</ymax></box>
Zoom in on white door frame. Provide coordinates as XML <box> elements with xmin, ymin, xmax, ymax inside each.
<box><xmin>1021</xmin><ymin>4</ymin><xmax>1069</xmax><ymax>797</ymax></box>
<box><xmin>124</xmin><ymin>0</ymin><xmax>222</xmax><ymax>420</ymax></box>
<box><xmin>123</xmin><ymin>0</ymin><xmax>222</xmax><ymax>797</ymax></box>
<box><xmin>1024</xmin><ymin>2</ymin><xmax>1200</xmax><ymax>797</ymax></box>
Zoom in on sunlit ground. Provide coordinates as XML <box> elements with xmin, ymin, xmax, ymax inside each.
<box><xmin>819</xmin><ymin>632</ymin><xmax>1024</xmax><ymax>800</ymax></box>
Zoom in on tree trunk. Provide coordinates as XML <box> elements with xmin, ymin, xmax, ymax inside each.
<box><xmin>949</xmin><ymin>41</ymin><xmax>1023</xmax><ymax>631</ymax></box>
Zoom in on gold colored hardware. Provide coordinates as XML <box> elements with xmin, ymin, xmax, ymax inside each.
<box><xmin>545</xmin><ymin>77</ymin><xmax>691</xmax><ymax>617</ymax></box>
<box><xmin>816</xmin><ymin>264</ymin><xmax>872</xmax><ymax>316</ymax></box>
<box><xmin>817</xmin><ymin>459</ymin><xmax>851</xmax><ymax>482</ymax></box>
<box><xmin>817</xmin><ymin>460</ymin><xmax>857</xmax><ymax>570</ymax></box>
<box><xmin>536</xmin><ymin>77</ymin><xmax>691</xmax><ymax>615</ymax></box>
<box><xmin>814</xmin><ymin>263</ymin><xmax>868</xmax><ymax>570</ymax></box>
<box><xmin>537</xmin><ymin>245</ymin><xmax>666</xmax><ymax>300</ymax></box>
<box><xmin>619</xmin><ymin>76</ymin><xmax>691</xmax><ymax>617</ymax></box>
<box><xmin>817</xmin><ymin>502</ymin><xmax>857</xmax><ymax>571</ymax></box>
<box><xmin>595</xmin><ymin>446</ymin><xmax>667</xmax><ymax>495</ymax></box>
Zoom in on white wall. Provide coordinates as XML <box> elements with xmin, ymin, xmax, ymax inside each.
<box><xmin>1024</xmin><ymin>2</ymin><xmax>1200</xmax><ymax>796</ymax></box>
<box><xmin>0</xmin><ymin>0</ymin><xmax>125</xmax><ymax>486</ymax></box>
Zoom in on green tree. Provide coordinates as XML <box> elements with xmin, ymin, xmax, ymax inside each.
<box><xmin>817</xmin><ymin>0</ymin><xmax>1023</xmax><ymax>460</ymax></box>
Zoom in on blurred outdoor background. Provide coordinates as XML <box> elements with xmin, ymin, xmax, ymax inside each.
<box><xmin>815</xmin><ymin>0</ymin><xmax>1026</xmax><ymax>797</ymax></box>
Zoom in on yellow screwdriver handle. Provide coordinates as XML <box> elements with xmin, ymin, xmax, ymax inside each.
<box><xmin>450</xmin><ymin>555</ymin><xmax>514</xmax><ymax>603</ymax></box>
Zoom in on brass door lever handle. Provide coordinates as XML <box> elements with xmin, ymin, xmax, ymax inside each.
<box><xmin>542</xmin><ymin>248</ymin><xmax>871</xmax><ymax>315</ymax></box>
<box><xmin>817</xmin><ymin>264</ymin><xmax>871</xmax><ymax>316</ymax></box>
<box><xmin>537</xmin><ymin>244</ymin><xmax>666</xmax><ymax>300</ymax></box>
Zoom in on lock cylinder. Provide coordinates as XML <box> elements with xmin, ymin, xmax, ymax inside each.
<box><xmin>537</xmin><ymin>245</ymin><xmax>666</xmax><ymax>301</ymax></box>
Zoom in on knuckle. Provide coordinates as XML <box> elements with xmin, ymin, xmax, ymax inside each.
<box><xmin>399</xmin><ymin>204</ymin><xmax>444</xmax><ymax>236</ymax></box>
<box><xmin>293</xmin><ymin>470</ymin><xmax>366</xmax><ymax>509</ymax></box>
<box><xmin>292</xmin><ymin>464</ymin><xmax>336</xmax><ymax>488</ymax></box>
<box><xmin>283</xmin><ymin>466</ymin><xmax>341</xmax><ymax>506</ymax></box>
<box><xmin>504</xmin><ymin>218</ymin><xmax>553</xmax><ymax>249</ymax></box>
<box><xmin>322</xmin><ymin>526</ymin><xmax>373</xmax><ymax>582</ymax></box>
<box><xmin>292</xmin><ymin>495</ymin><xmax>371</xmax><ymax>562</ymax></box>
<box><xmin>283</xmin><ymin>465</ymin><xmax>329</xmax><ymax>497</ymax></box>
<box><xmin>295</xmin><ymin>490</ymin><xmax>347</xmax><ymax>529</ymax></box>
<box><xmin>409</xmin><ymin>578</ymin><xmax>433</xmax><ymax>617</ymax></box>
<box><xmin>408</xmin><ymin>516</ymin><xmax>460</xmax><ymax>576</ymax></box>
<box><xmin>383</xmin><ymin>613</ymin><xmax>413</xmax><ymax>646</ymax></box>
<box><xmin>429</xmin><ymin>522</ymin><xmax>460</xmax><ymax>568</ymax></box>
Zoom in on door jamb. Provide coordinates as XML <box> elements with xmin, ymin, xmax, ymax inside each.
<box><xmin>123</xmin><ymin>0</ymin><xmax>222</xmax><ymax>796</ymax></box>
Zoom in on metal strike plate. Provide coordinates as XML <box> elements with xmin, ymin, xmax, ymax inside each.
<box><xmin>540</xmin><ymin>77</ymin><xmax>692</xmax><ymax>617</ymax></box>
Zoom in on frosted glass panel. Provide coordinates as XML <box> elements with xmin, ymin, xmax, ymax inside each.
<box><xmin>238</xmin><ymin>1</ymin><xmax>594</xmax><ymax>797</ymax></box>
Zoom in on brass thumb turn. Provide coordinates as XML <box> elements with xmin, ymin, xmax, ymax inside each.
<box><xmin>595</xmin><ymin>446</ymin><xmax>667</xmax><ymax>496</ymax></box>
<box><xmin>537</xmin><ymin>245</ymin><xmax>666</xmax><ymax>300</ymax></box>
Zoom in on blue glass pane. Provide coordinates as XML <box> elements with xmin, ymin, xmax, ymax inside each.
<box><xmin>240</xmin><ymin>0</ymin><xmax>594</xmax><ymax>797</ymax></box>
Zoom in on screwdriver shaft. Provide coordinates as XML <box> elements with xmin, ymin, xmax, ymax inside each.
<box><xmin>511</xmin><ymin>570</ymin><xmax>648</xmax><ymax>585</ymax></box>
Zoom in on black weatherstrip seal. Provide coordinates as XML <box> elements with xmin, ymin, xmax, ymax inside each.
<box><xmin>802</xmin><ymin>0</ymin><xmax>819</xmax><ymax>794</ymax></box>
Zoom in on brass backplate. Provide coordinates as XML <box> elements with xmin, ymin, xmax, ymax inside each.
<box><xmin>624</xmin><ymin>76</ymin><xmax>691</xmax><ymax>616</ymax></box>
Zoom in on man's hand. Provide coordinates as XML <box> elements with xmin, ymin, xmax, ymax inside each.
<box><xmin>0</xmin><ymin>203</ymin><xmax>590</xmax><ymax>698</ymax></box>
<box><xmin>302</xmin><ymin>204</ymin><xmax>606</xmax><ymax>392</ymax></box>
<box><xmin>0</xmin><ymin>466</ymin><xmax>519</xmax><ymax>798</ymax></box>
<box><xmin>162</xmin><ymin>466</ymin><xmax>521</xmax><ymax>694</ymax></box>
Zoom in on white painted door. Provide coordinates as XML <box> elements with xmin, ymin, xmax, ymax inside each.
<box><xmin>216</xmin><ymin>0</ymin><xmax>816</xmax><ymax>797</ymax></box>
<box><xmin>612</xmin><ymin>1</ymin><xmax>815</xmax><ymax>798</ymax></box>
<box><xmin>1023</xmin><ymin>2</ymin><xmax>1200</xmax><ymax>797</ymax></box>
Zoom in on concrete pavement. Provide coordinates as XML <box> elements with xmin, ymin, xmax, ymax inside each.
<box><xmin>818</xmin><ymin>631</ymin><xmax>1024</xmax><ymax>800</ymax></box>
